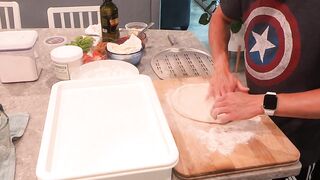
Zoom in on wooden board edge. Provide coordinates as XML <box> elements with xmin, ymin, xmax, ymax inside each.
<box><xmin>173</xmin><ymin>160</ymin><xmax>301</xmax><ymax>180</ymax></box>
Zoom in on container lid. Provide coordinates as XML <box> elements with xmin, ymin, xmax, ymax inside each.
<box><xmin>0</xmin><ymin>30</ymin><xmax>38</xmax><ymax>51</ymax></box>
<box><xmin>36</xmin><ymin>75</ymin><xmax>179</xmax><ymax>180</ymax></box>
<box><xmin>44</xmin><ymin>36</ymin><xmax>67</xmax><ymax>46</ymax></box>
<box><xmin>50</xmin><ymin>45</ymin><xmax>83</xmax><ymax>63</ymax></box>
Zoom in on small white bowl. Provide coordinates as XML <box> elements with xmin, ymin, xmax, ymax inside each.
<box><xmin>125</xmin><ymin>22</ymin><xmax>147</xmax><ymax>36</ymax></box>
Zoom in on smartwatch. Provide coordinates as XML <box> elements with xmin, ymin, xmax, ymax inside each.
<box><xmin>263</xmin><ymin>92</ymin><xmax>278</xmax><ymax>116</ymax></box>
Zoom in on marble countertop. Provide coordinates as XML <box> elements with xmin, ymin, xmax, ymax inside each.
<box><xmin>0</xmin><ymin>28</ymin><xmax>300</xmax><ymax>180</ymax></box>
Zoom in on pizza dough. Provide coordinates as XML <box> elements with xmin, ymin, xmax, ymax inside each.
<box><xmin>170</xmin><ymin>83</ymin><xmax>217</xmax><ymax>123</ymax></box>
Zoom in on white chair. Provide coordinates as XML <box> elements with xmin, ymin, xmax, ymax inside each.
<box><xmin>47</xmin><ymin>6</ymin><xmax>100</xmax><ymax>28</ymax></box>
<box><xmin>0</xmin><ymin>1</ymin><xmax>21</xmax><ymax>29</ymax></box>
<box><xmin>228</xmin><ymin>26</ymin><xmax>245</xmax><ymax>72</ymax></box>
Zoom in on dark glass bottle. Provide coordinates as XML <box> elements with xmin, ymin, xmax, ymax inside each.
<box><xmin>100</xmin><ymin>0</ymin><xmax>120</xmax><ymax>42</ymax></box>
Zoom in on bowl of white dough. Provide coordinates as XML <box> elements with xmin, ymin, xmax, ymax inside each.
<box><xmin>106</xmin><ymin>31</ymin><xmax>146</xmax><ymax>66</ymax></box>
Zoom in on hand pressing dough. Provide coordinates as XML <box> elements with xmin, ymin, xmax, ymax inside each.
<box><xmin>171</xmin><ymin>83</ymin><xmax>221</xmax><ymax>123</ymax></box>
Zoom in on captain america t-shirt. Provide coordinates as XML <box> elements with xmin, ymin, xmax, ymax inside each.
<box><xmin>220</xmin><ymin>0</ymin><xmax>320</xmax><ymax>166</ymax></box>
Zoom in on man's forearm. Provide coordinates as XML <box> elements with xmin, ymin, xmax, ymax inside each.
<box><xmin>208</xmin><ymin>7</ymin><xmax>247</xmax><ymax>97</ymax></box>
<box><xmin>209</xmin><ymin>6</ymin><xmax>232</xmax><ymax>70</ymax></box>
<box><xmin>275</xmin><ymin>89</ymin><xmax>320</xmax><ymax>119</ymax></box>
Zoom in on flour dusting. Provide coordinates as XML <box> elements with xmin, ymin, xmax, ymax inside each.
<box><xmin>165</xmin><ymin>88</ymin><xmax>263</xmax><ymax>156</ymax></box>
<box><xmin>191</xmin><ymin>116</ymin><xmax>262</xmax><ymax>155</ymax></box>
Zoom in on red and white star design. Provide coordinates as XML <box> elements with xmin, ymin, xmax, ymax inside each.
<box><xmin>243</xmin><ymin>0</ymin><xmax>301</xmax><ymax>86</ymax></box>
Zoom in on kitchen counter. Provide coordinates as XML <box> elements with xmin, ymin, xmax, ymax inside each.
<box><xmin>0</xmin><ymin>28</ymin><xmax>301</xmax><ymax>180</ymax></box>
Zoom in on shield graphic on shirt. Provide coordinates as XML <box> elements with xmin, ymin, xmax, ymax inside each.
<box><xmin>243</xmin><ymin>1</ymin><xmax>300</xmax><ymax>86</ymax></box>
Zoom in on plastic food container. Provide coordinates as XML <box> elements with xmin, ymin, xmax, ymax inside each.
<box><xmin>36</xmin><ymin>75</ymin><xmax>179</xmax><ymax>180</ymax></box>
<box><xmin>0</xmin><ymin>30</ymin><xmax>40</xmax><ymax>83</ymax></box>
<box><xmin>50</xmin><ymin>45</ymin><xmax>83</xmax><ymax>80</ymax></box>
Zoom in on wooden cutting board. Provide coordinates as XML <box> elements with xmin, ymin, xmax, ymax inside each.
<box><xmin>153</xmin><ymin>77</ymin><xmax>300</xmax><ymax>179</ymax></box>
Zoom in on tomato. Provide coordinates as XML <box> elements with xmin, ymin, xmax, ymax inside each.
<box><xmin>116</xmin><ymin>36</ymin><xmax>129</xmax><ymax>44</ymax></box>
<box><xmin>82</xmin><ymin>41</ymin><xmax>108</xmax><ymax>63</ymax></box>
<box><xmin>92</xmin><ymin>50</ymin><xmax>102</xmax><ymax>57</ymax></box>
<box><xmin>94</xmin><ymin>42</ymin><xmax>107</xmax><ymax>55</ymax></box>
<box><xmin>82</xmin><ymin>53</ymin><xmax>93</xmax><ymax>64</ymax></box>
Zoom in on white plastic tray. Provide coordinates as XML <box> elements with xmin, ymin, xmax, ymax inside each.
<box><xmin>36</xmin><ymin>75</ymin><xmax>178</xmax><ymax>180</ymax></box>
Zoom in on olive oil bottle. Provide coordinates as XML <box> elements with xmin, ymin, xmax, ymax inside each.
<box><xmin>100</xmin><ymin>0</ymin><xmax>120</xmax><ymax>42</ymax></box>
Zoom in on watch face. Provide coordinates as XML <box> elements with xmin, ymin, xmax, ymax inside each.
<box><xmin>264</xmin><ymin>94</ymin><xmax>278</xmax><ymax>110</ymax></box>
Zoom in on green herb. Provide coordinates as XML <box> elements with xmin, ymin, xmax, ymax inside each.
<box><xmin>66</xmin><ymin>36</ymin><xmax>94</xmax><ymax>53</ymax></box>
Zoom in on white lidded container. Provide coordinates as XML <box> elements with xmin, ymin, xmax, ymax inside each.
<box><xmin>0</xmin><ymin>30</ymin><xmax>40</xmax><ymax>83</ymax></box>
<box><xmin>36</xmin><ymin>75</ymin><xmax>179</xmax><ymax>180</ymax></box>
<box><xmin>50</xmin><ymin>45</ymin><xmax>83</xmax><ymax>80</ymax></box>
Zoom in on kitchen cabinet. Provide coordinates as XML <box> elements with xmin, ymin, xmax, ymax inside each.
<box><xmin>14</xmin><ymin>0</ymin><xmax>160</xmax><ymax>28</ymax></box>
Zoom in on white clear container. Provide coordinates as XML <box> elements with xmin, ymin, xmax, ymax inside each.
<box><xmin>50</xmin><ymin>45</ymin><xmax>83</xmax><ymax>80</ymax></box>
<box><xmin>125</xmin><ymin>22</ymin><xmax>147</xmax><ymax>36</ymax></box>
<box><xmin>0</xmin><ymin>30</ymin><xmax>40</xmax><ymax>83</ymax></box>
<box><xmin>36</xmin><ymin>75</ymin><xmax>179</xmax><ymax>180</ymax></box>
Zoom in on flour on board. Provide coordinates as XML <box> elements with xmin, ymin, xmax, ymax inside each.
<box><xmin>188</xmin><ymin>116</ymin><xmax>262</xmax><ymax>155</ymax></box>
<box><xmin>169</xmin><ymin>83</ymin><xmax>263</xmax><ymax>155</ymax></box>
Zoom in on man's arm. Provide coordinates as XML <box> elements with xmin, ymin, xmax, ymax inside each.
<box><xmin>277</xmin><ymin>89</ymin><xmax>320</xmax><ymax>119</ymax></box>
<box><xmin>211</xmin><ymin>89</ymin><xmax>320</xmax><ymax>123</ymax></box>
<box><xmin>209</xmin><ymin>6</ymin><xmax>231</xmax><ymax>68</ymax></box>
<box><xmin>208</xmin><ymin>7</ymin><xmax>248</xmax><ymax>98</ymax></box>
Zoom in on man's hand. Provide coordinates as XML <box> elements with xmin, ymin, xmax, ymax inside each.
<box><xmin>208</xmin><ymin>63</ymin><xmax>249</xmax><ymax>98</ymax></box>
<box><xmin>211</xmin><ymin>92</ymin><xmax>264</xmax><ymax>123</ymax></box>
<box><xmin>208</xmin><ymin>6</ymin><xmax>249</xmax><ymax>98</ymax></box>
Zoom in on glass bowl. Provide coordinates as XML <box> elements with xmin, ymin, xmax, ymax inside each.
<box><xmin>125</xmin><ymin>22</ymin><xmax>147</xmax><ymax>36</ymax></box>
<box><xmin>106</xmin><ymin>30</ymin><xmax>146</xmax><ymax>65</ymax></box>
<box><xmin>107</xmin><ymin>48</ymin><xmax>144</xmax><ymax>66</ymax></box>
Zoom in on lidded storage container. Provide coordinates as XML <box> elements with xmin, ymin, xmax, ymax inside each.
<box><xmin>36</xmin><ymin>75</ymin><xmax>179</xmax><ymax>180</ymax></box>
<box><xmin>0</xmin><ymin>30</ymin><xmax>40</xmax><ymax>83</ymax></box>
<box><xmin>50</xmin><ymin>45</ymin><xmax>83</xmax><ymax>80</ymax></box>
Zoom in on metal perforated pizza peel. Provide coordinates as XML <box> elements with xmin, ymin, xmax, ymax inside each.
<box><xmin>151</xmin><ymin>48</ymin><xmax>213</xmax><ymax>79</ymax></box>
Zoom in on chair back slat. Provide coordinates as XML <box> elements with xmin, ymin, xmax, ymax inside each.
<box><xmin>0</xmin><ymin>1</ymin><xmax>21</xmax><ymax>29</ymax></box>
<box><xmin>88</xmin><ymin>12</ymin><xmax>93</xmax><ymax>25</ymax></box>
<box><xmin>47</xmin><ymin>6</ymin><xmax>100</xmax><ymax>28</ymax></box>
<box><xmin>4</xmin><ymin>8</ymin><xmax>10</xmax><ymax>29</ymax></box>
<box><xmin>97</xmin><ymin>11</ymin><xmax>101</xmax><ymax>24</ymax></box>
<box><xmin>79</xmin><ymin>12</ymin><xmax>84</xmax><ymax>28</ymax></box>
<box><xmin>60</xmin><ymin>13</ymin><xmax>65</xmax><ymax>28</ymax></box>
<box><xmin>70</xmin><ymin>13</ymin><xmax>75</xmax><ymax>28</ymax></box>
